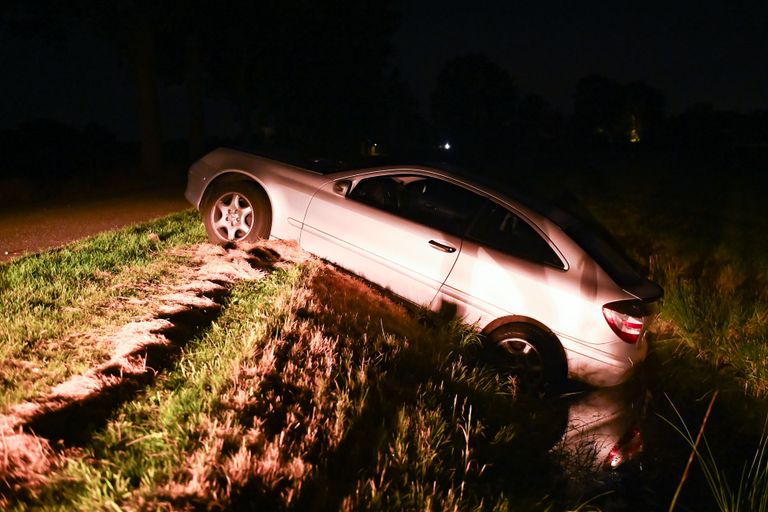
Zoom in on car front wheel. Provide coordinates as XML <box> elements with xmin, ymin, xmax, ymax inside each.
<box><xmin>202</xmin><ymin>182</ymin><xmax>271</xmax><ymax>243</ymax></box>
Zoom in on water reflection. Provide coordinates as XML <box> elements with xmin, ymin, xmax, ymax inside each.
<box><xmin>549</xmin><ymin>382</ymin><xmax>651</xmax><ymax>504</ymax></box>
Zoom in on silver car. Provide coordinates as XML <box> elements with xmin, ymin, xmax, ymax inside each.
<box><xmin>185</xmin><ymin>148</ymin><xmax>662</xmax><ymax>389</ymax></box>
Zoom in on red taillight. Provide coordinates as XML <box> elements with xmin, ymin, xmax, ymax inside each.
<box><xmin>603</xmin><ymin>304</ymin><xmax>645</xmax><ymax>344</ymax></box>
<box><xmin>604</xmin><ymin>426</ymin><xmax>643</xmax><ymax>470</ymax></box>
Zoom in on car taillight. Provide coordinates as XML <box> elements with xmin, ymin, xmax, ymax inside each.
<box><xmin>604</xmin><ymin>426</ymin><xmax>643</xmax><ymax>470</ymax></box>
<box><xmin>603</xmin><ymin>302</ymin><xmax>647</xmax><ymax>344</ymax></box>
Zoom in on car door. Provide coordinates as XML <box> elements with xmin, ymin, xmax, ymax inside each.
<box><xmin>436</xmin><ymin>199</ymin><xmax>570</xmax><ymax>327</ymax></box>
<box><xmin>300</xmin><ymin>173</ymin><xmax>485</xmax><ymax>307</ymax></box>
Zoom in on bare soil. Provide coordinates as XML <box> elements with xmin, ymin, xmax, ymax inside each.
<box><xmin>0</xmin><ymin>186</ymin><xmax>190</xmax><ymax>262</ymax></box>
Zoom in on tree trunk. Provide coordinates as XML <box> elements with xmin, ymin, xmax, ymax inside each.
<box><xmin>131</xmin><ymin>25</ymin><xmax>163</xmax><ymax>175</ymax></box>
<box><xmin>187</xmin><ymin>35</ymin><xmax>205</xmax><ymax>161</ymax></box>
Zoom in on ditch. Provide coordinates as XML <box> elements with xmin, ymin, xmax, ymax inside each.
<box><xmin>534</xmin><ymin>344</ymin><xmax>767</xmax><ymax>511</ymax></box>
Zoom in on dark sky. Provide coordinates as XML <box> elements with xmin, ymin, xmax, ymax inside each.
<box><xmin>2</xmin><ymin>1</ymin><xmax>766</xmax><ymax>138</ymax></box>
<box><xmin>394</xmin><ymin>0</ymin><xmax>768</xmax><ymax>114</ymax></box>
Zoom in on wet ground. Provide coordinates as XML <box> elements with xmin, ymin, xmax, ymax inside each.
<box><xmin>0</xmin><ymin>184</ymin><xmax>190</xmax><ymax>262</ymax></box>
<box><xmin>543</xmin><ymin>367</ymin><xmax>762</xmax><ymax>511</ymax></box>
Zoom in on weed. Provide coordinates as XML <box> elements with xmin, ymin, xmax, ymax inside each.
<box><xmin>664</xmin><ymin>394</ymin><xmax>768</xmax><ymax>512</ymax></box>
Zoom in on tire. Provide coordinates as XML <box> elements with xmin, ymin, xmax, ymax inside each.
<box><xmin>201</xmin><ymin>181</ymin><xmax>272</xmax><ymax>243</ymax></box>
<box><xmin>485</xmin><ymin>323</ymin><xmax>567</xmax><ymax>395</ymax></box>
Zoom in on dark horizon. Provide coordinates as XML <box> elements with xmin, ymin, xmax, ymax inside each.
<box><xmin>395</xmin><ymin>0</ymin><xmax>768</xmax><ymax>116</ymax></box>
<box><xmin>2</xmin><ymin>1</ymin><xmax>767</xmax><ymax>142</ymax></box>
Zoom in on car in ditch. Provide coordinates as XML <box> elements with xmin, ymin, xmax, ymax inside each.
<box><xmin>185</xmin><ymin>148</ymin><xmax>662</xmax><ymax>390</ymax></box>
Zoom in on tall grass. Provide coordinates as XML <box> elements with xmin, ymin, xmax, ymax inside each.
<box><xmin>664</xmin><ymin>396</ymin><xmax>768</xmax><ymax>512</ymax></box>
<box><xmin>651</xmin><ymin>258</ymin><xmax>768</xmax><ymax>396</ymax></box>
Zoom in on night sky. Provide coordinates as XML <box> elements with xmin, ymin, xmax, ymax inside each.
<box><xmin>395</xmin><ymin>0</ymin><xmax>768</xmax><ymax>114</ymax></box>
<box><xmin>2</xmin><ymin>1</ymin><xmax>767</xmax><ymax>138</ymax></box>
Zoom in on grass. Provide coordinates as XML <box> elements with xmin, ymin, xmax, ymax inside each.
<box><xmin>5</xmin><ymin>244</ymin><xmax>598</xmax><ymax>511</ymax></box>
<box><xmin>0</xmin><ymin>209</ymin><xmax>206</xmax><ymax>409</ymax></box>
<box><xmin>34</xmin><ymin>268</ymin><xmax>303</xmax><ymax>510</ymax></box>
<box><xmin>664</xmin><ymin>395</ymin><xmax>768</xmax><ymax>512</ymax></box>
<box><xmin>548</xmin><ymin>153</ymin><xmax>768</xmax><ymax>399</ymax></box>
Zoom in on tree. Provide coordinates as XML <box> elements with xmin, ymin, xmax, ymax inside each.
<box><xmin>518</xmin><ymin>93</ymin><xmax>564</xmax><ymax>151</ymax></box>
<box><xmin>206</xmin><ymin>1</ymin><xmax>401</xmax><ymax>157</ymax></box>
<box><xmin>572</xmin><ymin>75</ymin><xmax>666</xmax><ymax>147</ymax></box>
<box><xmin>430</xmin><ymin>54</ymin><xmax>518</xmax><ymax>167</ymax></box>
<box><xmin>572</xmin><ymin>75</ymin><xmax>626</xmax><ymax>146</ymax></box>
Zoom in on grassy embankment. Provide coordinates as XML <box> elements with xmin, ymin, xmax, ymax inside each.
<box><xmin>4</xmin><ymin>152</ymin><xmax>767</xmax><ymax>509</ymax></box>
<box><xmin>2</xmin><ymin>213</ymin><xmax>594</xmax><ymax>510</ymax></box>
<box><xmin>0</xmin><ymin>210</ymin><xmax>207</xmax><ymax>410</ymax></box>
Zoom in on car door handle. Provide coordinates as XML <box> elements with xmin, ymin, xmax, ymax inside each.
<box><xmin>428</xmin><ymin>240</ymin><xmax>456</xmax><ymax>253</ymax></box>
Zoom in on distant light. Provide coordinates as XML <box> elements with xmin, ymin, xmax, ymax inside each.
<box><xmin>629</xmin><ymin>115</ymin><xmax>641</xmax><ymax>143</ymax></box>
<box><xmin>443</xmin><ymin>141</ymin><xmax>451</xmax><ymax>150</ymax></box>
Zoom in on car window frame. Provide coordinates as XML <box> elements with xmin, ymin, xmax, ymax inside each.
<box><xmin>346</xmin><ymin>173</ymin><xmax>486</xmax><ymax>237</ymax></box>
<box><xmin>464</xmin><ymin>199</ymin><xmax>566</xmax><ymax>270</ymax></box>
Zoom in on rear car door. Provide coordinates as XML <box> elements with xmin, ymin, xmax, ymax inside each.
<box><xmin>300</xmin><ymin>173</ymin><xmax>485</xmax><ymax>307</ymax></box>
<box><xmin>437</xmin><ymin>199</ymin><xmax>571</xmax><ymax>326</ymax></box>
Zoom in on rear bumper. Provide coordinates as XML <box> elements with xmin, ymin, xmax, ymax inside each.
<box><xmin>564</xmin><ymin>335</ymin><xmax>648</xmax><ymax>387</ymax></box>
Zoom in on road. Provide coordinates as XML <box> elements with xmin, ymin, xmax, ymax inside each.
<box><xmin>0</xmin><ymin>185</ymin><xmax>192</xmax><ymax>263</ymax></box>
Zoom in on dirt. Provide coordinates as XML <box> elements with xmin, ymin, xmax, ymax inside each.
<box><xmin>0</xmin><ymin>185</ymin><xmax>190</xmax><ymax>262</ymax></box>
<box><xmin>0</xmin><ymin>240</ymin><xmax>305</xmax><ymax>497</ymax></box>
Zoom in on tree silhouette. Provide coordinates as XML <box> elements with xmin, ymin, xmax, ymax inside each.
<box><xmin>572</xmin><ymin>75</ymin><xmax>665</xmax><ymax>147</ymax></box>
<box><xmin>204</xmin><ymin>1</ymin><xmax>401</xmax><ymax>156</ymax></box>
<box><xmin>4</xmin><ymin>1</ymin><xmax>403</xmax><ymax>172</ymax></box>
<box><xmin>430</xmin><ymin>54</ymin><xmax>518</xmax><ymax>168</ymax></box>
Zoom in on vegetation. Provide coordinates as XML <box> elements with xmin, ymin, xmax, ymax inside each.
<box><xmin>2</xmin><ymin>151</ymin><xmax>768</xmax><ymax>510</ymax></box>
<box><xmin>0</xmin><ymin>210</ymin><xmax>206</xmax><ymax>409</ymax></box>
<box><xmin>531</xmin><ymin>151</ymin><xmax>768</xmax><ymax>401</ymax></box>
<box><xmin>1</xmin><ymin>214</ymin><xmax>597</xmax><ymax>510</ymax></box>
<box><xmin>665</xmin><ymin>394</ymin><xmax>768</xmax><ymax>512</ymax></box>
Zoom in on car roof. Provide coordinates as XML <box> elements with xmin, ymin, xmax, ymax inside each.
<box><xmin>232</xmin><ymin>146</ymin><xmax>578</xmax><ymax>228</ymax></box>
<box><xmin>333</xmin><ymin>161</ymin><xmax>572</xmax><ymax>225</ymax></box>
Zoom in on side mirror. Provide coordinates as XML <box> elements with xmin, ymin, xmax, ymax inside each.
<box><xmin>333</xmin><ymin>179</ymin><xmax>352</xmax><ymax>196</ymax></box>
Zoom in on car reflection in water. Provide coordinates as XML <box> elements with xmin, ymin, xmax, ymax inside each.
<box><xmin>550</xmin><ymin>382</ymin><xmax>650</xmax><ymax>500</ymax></box>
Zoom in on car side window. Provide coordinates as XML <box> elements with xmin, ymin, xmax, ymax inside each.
<box><xmin>347</xmin><ymin>175</ymin><xmax>402</xmax><ymax>214</ymax></box>
<box><xmin>348</xmin><ymin>175</ymin><xmax>485</xmax><ymax>235</ymax></box>
<box><xmin>468</xmin><ymin>201</ymin><xmax>564</xmax><ymax>268</ymax></box>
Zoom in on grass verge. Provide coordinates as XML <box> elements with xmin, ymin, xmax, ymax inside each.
<box><xmin>9</xmin><ymin>256</ymin><xmax>594</xmax><ymax>511</ymax></box>
<box><xmin>0</xmin><ymin>210</ymin><xmax>206</xmax><ymax>409</ymax></box>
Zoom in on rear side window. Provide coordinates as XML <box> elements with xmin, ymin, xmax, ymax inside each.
<box><xmin>467</xmin><ymin>201</ymin><xmax>564</xmax><ymax>268</ymax></box>
<box><xmin>565</xmin><ymin>223</ymin><xmax>645</xmax><ymax>288</ymax></box>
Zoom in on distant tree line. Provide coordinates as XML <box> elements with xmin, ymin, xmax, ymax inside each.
<box><xmin>3</xmin><ymin>2</ymin><xmax>767</xmax><ymax>180</ymax></box>
<box><xmin>3</xmin><ymin>0</ymin><xmax>408</xmax><ymax>174</ymax></box>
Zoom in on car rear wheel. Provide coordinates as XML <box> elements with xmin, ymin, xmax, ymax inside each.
<box><xmin>202</xmin><ymin>182</ymin><xmax>271</xmax><ymax>243</ymax></box>
<box><xmin>486</xmin><ymin>323</ymin><xmax>566</xmax><ymax>395</ymax></box>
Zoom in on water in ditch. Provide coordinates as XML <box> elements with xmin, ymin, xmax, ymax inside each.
<box><xmin>542</xmin><ymin>369</ymin><xmax>764</xmax><ymax>511</ymax></box>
